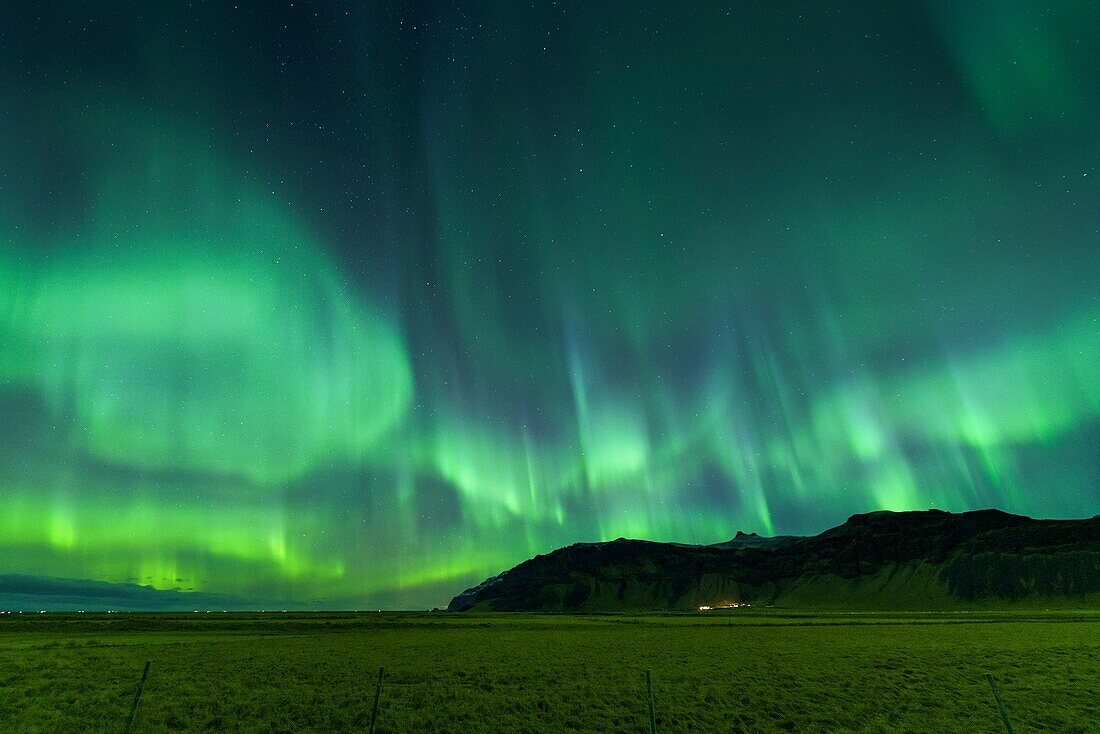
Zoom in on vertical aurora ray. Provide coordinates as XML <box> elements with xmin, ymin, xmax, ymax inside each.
<box><xmin>0</xmin><ymin>1</ymin><xmax>1097</xmax><ymax>608</ymax></box>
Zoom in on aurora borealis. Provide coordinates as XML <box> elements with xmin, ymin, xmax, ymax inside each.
<box><xmin>1</xmin><ymin>2</ymin><xmax>1097</xmax><ymax>609</ymax></box>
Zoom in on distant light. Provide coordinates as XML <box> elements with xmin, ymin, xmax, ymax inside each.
<box><xmin>698</xmin><ymin>602</ymin><xmax>751</xmax><ymax>611</ymax></box>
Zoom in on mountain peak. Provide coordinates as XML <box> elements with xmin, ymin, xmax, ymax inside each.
<box><xmin>450</xmin><ymin>509</ymin><xmax>1100</xmax><ymax>612</ymax></box>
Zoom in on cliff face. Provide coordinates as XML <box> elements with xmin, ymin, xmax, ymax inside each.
<box><xmin>448</xmin><ymin>510</ymin><xmax>1100</xmax><ymax>611</ymax></box>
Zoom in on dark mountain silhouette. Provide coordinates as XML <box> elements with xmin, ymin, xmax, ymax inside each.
<box><xmin>449</xmin><ymin>509</ymin><xmax>1100</xmax><ymax>611</ymax></box>
<box><xmin>0</xmin><ymin>574</ymin><xmax>304</xmax><ymax>612</ymax></box>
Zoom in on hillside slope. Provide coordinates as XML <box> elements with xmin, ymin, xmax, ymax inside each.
<box><xmin>449</xmin><ymin>509</ymin><xmax>1100</xmax><ymax>611</ymax></box>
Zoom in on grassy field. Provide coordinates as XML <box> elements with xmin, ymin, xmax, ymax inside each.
<box><xmin>1</xmin><ymin>611</ymin><xmax>1097</xmax><ymax>733</ymax></box>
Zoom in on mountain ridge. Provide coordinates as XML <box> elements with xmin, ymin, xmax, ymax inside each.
<box><xmin>448</xmin><ymin>509</ymin><xmax>1100</xmax><ymax>611</ymax></box>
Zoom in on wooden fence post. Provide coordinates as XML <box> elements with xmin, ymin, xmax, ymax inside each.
<box><xmin>369</xmin><ymin>666</ymin><xmax>385</xmax><ymax>734</ymax></box>
<box><xmin>985</xmin><ymin>673</ymin><xmax>1015</xmax><ymax>734</ymax></box>
<box><xmin>122</xmin><ymin>660</ymin><xmax>151</xmax><ymax>734</ymax></box>
<box><xmin>645</xmin><ymin>669</ymin><xmax>656</xmax><ymax>734</ymax></box>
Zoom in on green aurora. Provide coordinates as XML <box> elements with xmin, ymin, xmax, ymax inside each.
<box><xmin>0</xmin><ymin>2</ymin><xmax>1097</xmax><ymax>608</ymax></box>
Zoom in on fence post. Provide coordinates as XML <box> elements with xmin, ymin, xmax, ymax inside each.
<box><xmin>122</xmin><ymin>660</ymin><xmax>151</xmax><ymax>734</ymax></box>
<box><xmin>645</xmin><ymin>669</ymin><xmax>656</xmax><ymax>734</ymax></box>
<box><xmin>985</xmin><ymin>673</ymin><xmax>1015</xmax><ymax>734</ymax></box>
<box><xmin>369</xmin><ymin>666</ymin><xmax>385</xmax><ymax>734</ymax></box>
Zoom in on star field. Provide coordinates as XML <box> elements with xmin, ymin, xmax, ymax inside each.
<box><xmin>0</xmin><ymin>2</ymin><xmax>1097</xmax><ymax>608</ymax></box>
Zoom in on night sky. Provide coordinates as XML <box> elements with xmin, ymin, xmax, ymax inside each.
<box><xmin>1</xmin><ymin>2</ymin><xmax>1097</xmax><ymax>609</ymax></box>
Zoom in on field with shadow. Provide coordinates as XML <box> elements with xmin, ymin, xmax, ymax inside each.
<box><xmin>1</xmin><ymin>611</ymin><xmax>1097</xmax><ymax>732</ymax></box>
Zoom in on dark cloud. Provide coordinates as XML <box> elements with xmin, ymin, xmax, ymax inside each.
<box><xmin>0</xmin><ymin>575</ymin><xmax>311</xmax><ymax>612</ymax></box>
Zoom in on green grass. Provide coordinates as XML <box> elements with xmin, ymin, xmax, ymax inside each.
<box><xmin>1</xmin><ymin>611</ymin><xmax>1097</xmax><ymax>733</ymax></box>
